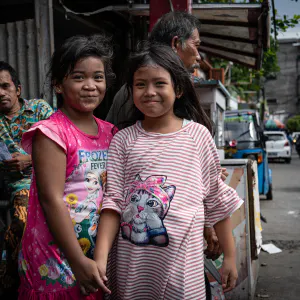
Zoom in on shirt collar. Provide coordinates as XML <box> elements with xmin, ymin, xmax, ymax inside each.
<box><xmin>21</xmin><ymin>98</ymin><xmax>35</xmax><ymax>113</ymax></box>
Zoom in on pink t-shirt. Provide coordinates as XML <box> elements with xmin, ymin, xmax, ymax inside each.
<box><xmin>18</xmin><ymin>110</ymin><xmax>115</xmax><ymax>299</ymax></box>
<box><xmin>102</xmin><ymin>121</ymin><xmax>243</xmax><ymax>300</ymax></box>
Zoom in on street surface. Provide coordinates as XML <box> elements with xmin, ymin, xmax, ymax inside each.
<box><xmin>255</xmin><ymin>152</ymin><xmax>300</xmax><ymax>299</ymax></box>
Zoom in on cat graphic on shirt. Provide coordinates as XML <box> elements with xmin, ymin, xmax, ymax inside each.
<box><xmin>121</xmin><ymin>174</ymin><xmax>176</xmax><ymax>247</ymax></box>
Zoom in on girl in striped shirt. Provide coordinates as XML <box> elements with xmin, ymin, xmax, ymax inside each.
<box><xmin>95</xmin><ymin>43</ymin><xmax>243</xmax><ymax>300</ymax></box>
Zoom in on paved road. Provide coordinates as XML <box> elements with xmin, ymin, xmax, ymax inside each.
<box><xmin>255</xmin><ymin>152</ymin><xmax>300</xmax><ymax>300</ymax></box>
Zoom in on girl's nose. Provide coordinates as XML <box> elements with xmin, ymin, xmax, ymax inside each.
<box><xmin>137</xmin><ymin>206</ymin><xmax>144</xmax><ymax>212</ymax></box>
<box><xmin>144</xmin><ymin>85</ymin><xmax>156</xmax><ymax>97</ymax></box>
<box><xmin>83</xmin><ymin>80</ymin><xmax>96</xmax><ymax>90</ymax></box>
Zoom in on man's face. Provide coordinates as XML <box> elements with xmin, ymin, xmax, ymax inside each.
<box><xmin>176</xmin><ymin>29</ymin><xmax>201</xmax><ymax>72</ymax></box>
<box><xmin>0</xmin><ymin>70</ymin><xmax>21</xmax><ymax>114</ymax></box>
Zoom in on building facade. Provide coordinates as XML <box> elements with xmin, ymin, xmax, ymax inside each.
<box><xmin>265</xmin><ymin>31</ymin><xmax>300</xmax><ymax>120</ymax></box>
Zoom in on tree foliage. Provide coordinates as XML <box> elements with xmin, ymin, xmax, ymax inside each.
<box><xmin>286</xmin><ymin>115</ymin><xmax>300</xmax><ymax>132</ymax></box>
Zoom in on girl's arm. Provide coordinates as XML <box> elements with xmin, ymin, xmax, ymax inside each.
<box><xmin>93</xmin><ymin>132</ymin><xmax>126</xmax><ymax>292</ymax></box>
<box><xmin>93</xmin><ymin>209</ymin><xmax>120</xmax><ymax>293</ymax></box>
<box><xmin>214</xmin><ymin>217</ymin><xmax>238</xmax><ymax>292</ymax></box>
<box><xmin>94</xmin><ymin>209</ymin><xmax>120</xmax><ymax>262</ymax></box>
<box><xmin>32</xmin><ymin>131</ymin><xmax>102</xmax><ymax>293</ymax></box>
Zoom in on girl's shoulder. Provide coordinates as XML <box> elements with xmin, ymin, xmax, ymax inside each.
<box><xmin>21</xmin><ymin>111</ymin><xmax>67</xmax><ymax>155</ymax></box>
<box><xmin>26</xmin><ymin>111</ymin><xmax>64</xmax><ymax>133</ymax></box>
<box><xmin>185</xmin><ymin>122</ymin><xmax>212</xmax><ymax>140</ymax></box>
<box><xmin>112</xmin><ymin>123</ymin><xmax>137</xmax><ymax>139</ymax></box>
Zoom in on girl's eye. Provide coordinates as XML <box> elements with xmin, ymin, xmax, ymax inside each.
<box><xmin>73</xmin><ymin>75</ymin><xmax>84</xmax><ymax>80</ymax></box>
<box><xmin>156</xmin><ymin>82</ymin><xmax>166</xmax><ymax>86</ymax></box>
<box><xmin>135</xmin><ymin>83</ymin><xmax>145</xmax><ymax>88</ymax></box>
<box><xmin>95</xmin><ymin>75</ymin><xmax>104</xmax><ymax>80</ymax></box>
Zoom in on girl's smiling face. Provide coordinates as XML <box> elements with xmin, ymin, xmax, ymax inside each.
<box><xmin>56</xmin><ymin>57</ymin><xmax>106</xmax><ymax>113</ymax></box>
<box><xmin>85</xmin><ymin>172</ymin><xmax>101</xmax><ymax>194</ymax></box>
<box><xmin>133</xmin><ymin>65</ymin><xmax>178</xmax><ymax>119</ymax></box>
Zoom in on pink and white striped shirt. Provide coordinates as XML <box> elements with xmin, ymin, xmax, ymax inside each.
<box><xmin>102</xmin><ymin>121</ymin><xmax>243</xmax><ymax>300</ymax></box>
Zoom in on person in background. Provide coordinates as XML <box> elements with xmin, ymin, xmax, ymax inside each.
<box><xmin>0</xmin><ymin>61</ymin><xmax>53</xmax><ymax>298</ymax></box>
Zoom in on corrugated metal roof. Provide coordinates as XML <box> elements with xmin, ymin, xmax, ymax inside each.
<box><xmin>0</xmin><ymin>19</ymin><xmax>40</xmax><ymax>100</ymax></box>
<box><xmin>103</xmin><ymin>1</ymin><xmax>270</xmax><ymax>70</ymax></box>
<box><xmin>193</xmin><ymin>2</ymin><xmax>270</xmax><ymax>69</ymax></box>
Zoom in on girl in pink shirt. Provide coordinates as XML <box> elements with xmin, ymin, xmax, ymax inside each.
<box><xmin>18</xmin><ymin>34</ymin><xmax>116</xmax><ymax>299</ymax></box>
<box><xmin>95</xmin><ymin>44</ymin><xmax>243</xmax><ymax>300</ymax></box>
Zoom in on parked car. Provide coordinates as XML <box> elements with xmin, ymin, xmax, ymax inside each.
<box><xmin>264</xmin><ymin>131</ymin><xmax>292</xmax><ymax>163</ymax></box>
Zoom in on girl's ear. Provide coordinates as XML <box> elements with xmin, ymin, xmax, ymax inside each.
<box><xmin>171</xmin><ymin>36</ymin><xmax>179</xmax><ymax>53</ymax></box>
<box><xmin>175</xmin><ymin>86</ymin><xmax>183</xmax><ymax>99</ymax></box>
<box><xmin>55</xmin><ymin>84</ymin><xmax>63</xmax><ymax>94</ymax></box>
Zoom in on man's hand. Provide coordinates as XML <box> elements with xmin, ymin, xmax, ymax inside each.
<box><xmin>204</xmin><ymin>227</ymin><xmax>223</xmax><ymax>260</ymax></box>
<box><xmin>3</xmin><ymin>153</ymin><xmax>31</xmax><ymax>171</ymax></box>
<box><xmin>220</xmin><ymin>167</ymin><xmax>229</xmax><ymax>182</ymax></box>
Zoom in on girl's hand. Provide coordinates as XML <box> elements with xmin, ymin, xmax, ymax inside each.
<box><xmin>95</xmin><ymin>258</ymin><xmax>111</xmax><ymax>294</ymax></box>
<box><xmin>71</xmin><ymin>256</ymin><xmax>102</xmax><ymax>295</ymax></box>
<box><xmin>221</xmin><ymin>257</ymin><xmax>238</xmax><ymax>293</ymax></box>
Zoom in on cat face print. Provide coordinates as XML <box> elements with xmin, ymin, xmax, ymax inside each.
<box><xmin>121</xmin><ymin>175</ymin><xmax>176</xmax><ymax>247</ymax></box>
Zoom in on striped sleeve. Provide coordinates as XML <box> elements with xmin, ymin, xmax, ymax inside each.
<box><xmin>195</xmin><ymin>125</ymin><xmax>243</xmax><ymax>226</ymax></box>
<box><xmin>101</xmin><ymin>131</ymin><xmax>126</xmax><ymax>214</ymax></box>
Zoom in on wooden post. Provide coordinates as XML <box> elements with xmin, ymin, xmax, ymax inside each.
<box><xmin>34</xmin><ymin>0</ymin><xmax>54</xmax><ymax>104</ymax></box>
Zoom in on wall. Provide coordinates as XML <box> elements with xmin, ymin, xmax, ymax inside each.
<box><xmin>264</xmin><ymin>39</ymin><xmax>300</xmax><ymax>117</ymax></box>
<box><xmin>0</xmin><ymin>19</ymin><xmax>40</xmax><ymax>100</ymax></box>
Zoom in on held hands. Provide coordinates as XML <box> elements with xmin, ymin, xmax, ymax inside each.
<box><xmin>71</xmin><ymin>255</ymin><xmax>108</xmax><ymax>296</ymax></box>
<box><xmin>94</xmin><ymin>258</ymin><xmax>111</xmax><ymax>294</ymax></box>
<box><xmin>221</xmin><ymin>257</ymin><xmax>238</xmax><ymax>292</ymax></box>
<box><xmin>3</xmin><ymin>153</ymin><xmax>31</xmax><ymax>171</ymax></box>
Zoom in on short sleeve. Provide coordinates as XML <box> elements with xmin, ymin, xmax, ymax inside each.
<box><xmin>21</xmin><ymin>121</ymin><xmax>66</xmax><ymax>155</ymax></box>
<box><xmin>200</xmin><ymin>127</ymin><xmax>243</xmax><ymax>226</ymax></box>
<box><xmin>101</xmin><ymin>132</ymin><xmax>126</xmax><ymax>215</ymax></box>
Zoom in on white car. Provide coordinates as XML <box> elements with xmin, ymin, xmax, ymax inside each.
<box><xmin>264</xmin><ymin>131</ymin><xmax>292</xmax><ymax>163</ymax></box>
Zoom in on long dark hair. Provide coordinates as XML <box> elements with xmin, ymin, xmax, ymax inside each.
<box><xmin>121</xmin><ymin>43</ymin><xmax>212</xmax><ymax>133</ymax></box>
<box><xmin>48</xmin><ymin>34</ymin><xmax>115</xmax><ymax>107</ymax></box>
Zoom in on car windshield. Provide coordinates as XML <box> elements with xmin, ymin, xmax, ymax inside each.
<box><xmin>224</xmin><ymin>120</ymin><xmax>258</xmax><ymax>142</ymax></box>
<box><xmin>265</xmin><ymin>134</ymin><xmax>285</xmax><ymax>141</ymax></box>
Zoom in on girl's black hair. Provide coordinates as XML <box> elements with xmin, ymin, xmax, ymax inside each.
<box><xmin>48</xmin><ymin>34</ymin><xmax>115</xmax><ymax>107</ymax></box>
<box><xmin>121</xmin><ymin>42</ymin><xmax>212</xmax><ymax>134</ymax></box>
